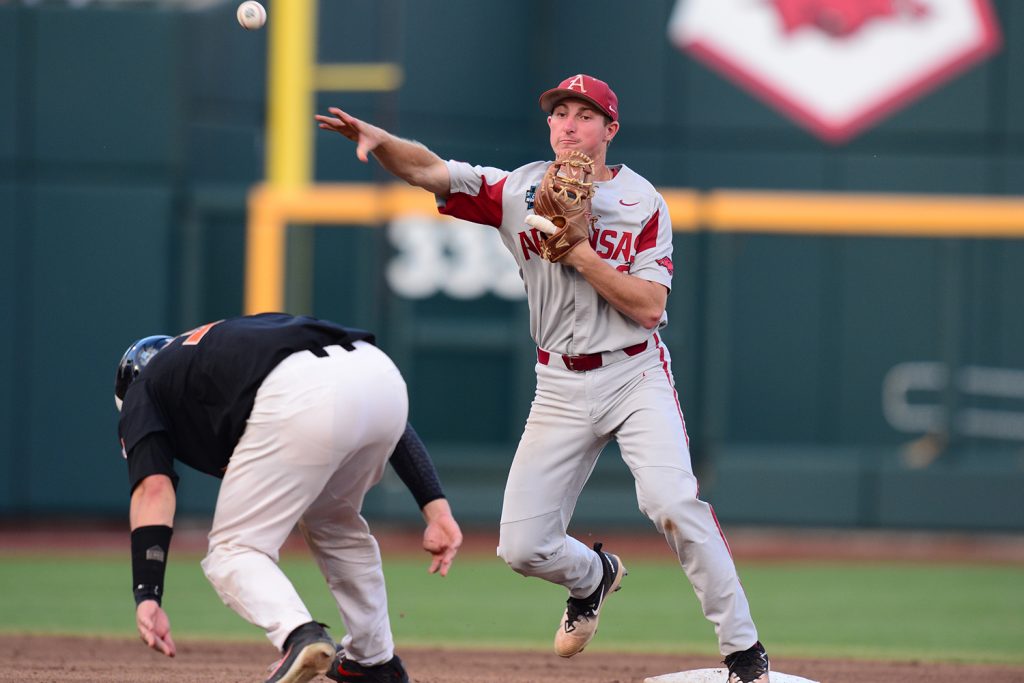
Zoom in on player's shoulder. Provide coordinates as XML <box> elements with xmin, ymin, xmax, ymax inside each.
<box><xmin>600</xmin><ymin>165</ymin><xmax>666</xmax><ymax>218</ymax></box>
<box><xmin>520</xmin><ymin>160</ymin><xmax>550</xmax><ymax>172</ymax></box>
<box><xmin>494</xmin><ymin>161</ymin><xmax>549</xmax><ymax>195</ymax></box>
<box><xmin>447</xmin><ymin>159</ymin><xmax>546</xmax><ymax>180</ymax></box>
<box><xmin>515</xmin><ymin>160</ymin><xmax>550</xmax><ymax>179</ymax></box>
<box><xmin>447</xmin><ymin>159</ymin><xmax>524</xmax><ymax>188</ymax></box>
<box><xmin>611</xmin><ymin>164</ymin><xmax>659</xmax><ymax>195</ymax></box>
<box><xmin>118</xmin><ymin>378</ymin><xmax>163</xmax><ymax>434</ymax></box>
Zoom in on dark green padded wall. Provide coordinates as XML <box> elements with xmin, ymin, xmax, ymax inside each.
<box><xmin>2</xmin><ymin>0</ymin><xmax>1023</xmax><ymax>529</ymax></box>
<box><xmin>0</xmin><ymin>7</ymin><xmax>18</xmax><ymax>512</ymax></box>
<box><xmin>0</xmin><ymin>7</ymin><xmax>18</xmax><ymax>167</ymax></box>
<box><xmin>31</xmin><ymin>6</ymin><xmax>181</xmax><ymax>171</ymax></box>
<box><xmin>0</xmin><ymin>184</ymin><xmax>14</xmax><ymax>512</ymax></box>
<box><xmin>26</xmin><ymin>185</ymin><xmax>175</xmax><ymax>513</ymax></box>
<box><xmin>8</xmin><ymin>6</ymin><xmax>187</xmax><ymax>515</ymax></box>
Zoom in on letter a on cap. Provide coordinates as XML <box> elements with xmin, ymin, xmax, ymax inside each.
<box><xmin>567</xmin><ymin>74</ymin><xmax>587</xmax><ymax>92</ymax></box>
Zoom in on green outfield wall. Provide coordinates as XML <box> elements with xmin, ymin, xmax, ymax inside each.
<box><xmin>1</xmin><ymin>0</ymin><xmax>1022</xmax><ymax>530</ymax></box>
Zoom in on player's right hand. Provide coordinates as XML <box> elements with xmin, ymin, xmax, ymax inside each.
<box><xmin>315</xmin><ymin>107</ymin><xmax>387</xmax><ymax>163</ymax></box>
<box><xmin>421</xmin><ymin>498</ymin><xmax>463</xmax><ymax>577</ymax></box>
<box><xmin>136</xmin><ymin>600</ymin><xmax>176</xmax><ymax>657</ymax></box>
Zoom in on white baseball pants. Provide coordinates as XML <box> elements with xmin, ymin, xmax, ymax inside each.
<box><xmin>496</xmin><ymin>337</ymin><xmax>760</xmax><ymax>655</ymax></box>
<box><xmin>200</xmin><ymin>341</ymin><xmax>408</xmax><ymax>665</ymax></box>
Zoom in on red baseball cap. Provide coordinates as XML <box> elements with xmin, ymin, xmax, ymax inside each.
<box><xmin>539</xmin><ymin>74</ymin><xmax>619</xmax><ymax>122</ymax></box>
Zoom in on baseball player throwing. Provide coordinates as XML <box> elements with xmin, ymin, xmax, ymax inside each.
<box><xmin>115</xmin><ymin>312</ymin><xmax>462</xmax><ymax>683</ymax></box>
<box><xmin>317</xmin><ymin>74</ymin><xmax>770</xmax><ymax>683</ymax></box>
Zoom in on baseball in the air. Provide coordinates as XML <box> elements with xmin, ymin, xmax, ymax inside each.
<box><xmin>236</xmin><ymin>1</ymin><xmax>266</xmax><ymax>30</ymax></box>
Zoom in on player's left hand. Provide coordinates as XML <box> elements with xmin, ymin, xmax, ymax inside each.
<box><xmin>421</xmin><ymin>498</ymin><xmax>463</xmax><ymax>577</ymax></box>
<box><xmin>136</xmin><ymin>600</ymin><xmax>176</xmax><ymax>657</ymax></box>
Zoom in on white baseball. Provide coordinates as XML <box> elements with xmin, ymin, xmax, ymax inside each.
<box><xmin>236</xmin><ymin>1</ymin><xmax>266</xmax><ymax>30</ymax></box>
<box><xmin>525</xmin><ymin>214</ymin><xmax>558</xmax><ymax>235</ymax></box>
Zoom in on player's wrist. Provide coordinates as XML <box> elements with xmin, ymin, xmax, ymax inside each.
<box><xmin>131</xmin><ymin>525</ymin><xmax>173</xmax><ymax>606</ymax></box>
<box><xmin>133</xmin><ymin>589</ymin><xmax>163</xmax><ymax>607</ymax></box>
<box><xmin>563</xmin><ymin>242</ymin><xmax>598</xmax><ymax>270</ymax></box>
<box><xmin>421</xmin><ymin>496</ymin><xmax>451</xmax><ymax>522</ymax></box>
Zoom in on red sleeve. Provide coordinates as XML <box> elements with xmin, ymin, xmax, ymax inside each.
<box><xmin>635</xmin><ymin>209</ymin><xmax>660</xmax><ymax>253</ymax></box>
<box><xmin>438</xmin><ymin>175</ymin><xmax>507</xmax><ymax>228</ymax></box>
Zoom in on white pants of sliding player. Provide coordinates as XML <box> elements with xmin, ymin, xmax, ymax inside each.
<box><xmin>200</xmin><ymin>341</ymin><xmax>408</xmax><ymax>665</ymax></box>
<box><xmin>496</xmin><ymin>335</ymin><xmax>759</xmax><ymax>656</ymax></box>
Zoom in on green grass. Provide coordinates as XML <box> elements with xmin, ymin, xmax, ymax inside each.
<box><xmin>1</xmin><ymin>552</ymin><xmax>1021</xmax><ymax>664</ymax></box>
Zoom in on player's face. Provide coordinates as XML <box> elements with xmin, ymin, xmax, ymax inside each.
<box><xmin>548</xmin><ymin>99</ymin><xmax>618</xmax><ymax>161</ymax></box>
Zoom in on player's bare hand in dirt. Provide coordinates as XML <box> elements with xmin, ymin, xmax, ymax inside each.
<box><xmin>421</xmin><ymin>498</ymin><xmax>463</xmax><ymax>577</ymax></box>
<box><xmin>315</xmin><ymin>107</ymin><xmax>389</xmax><ymax>162</ymax></box>
<box><xmin>136</xmin><ymin>600</ymin><xmax>176</xmax><ymax>657</ymax></box>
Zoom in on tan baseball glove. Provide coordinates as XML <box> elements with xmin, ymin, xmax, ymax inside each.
<box><xmin>528</xmin><ymin>151</ymin><xmax>596</xmax><ymax>262</ymax></box>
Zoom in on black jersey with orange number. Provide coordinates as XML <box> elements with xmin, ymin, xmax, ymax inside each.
<box><xmin>118</xmin><ymin>313</ymin><xmax>375</xmax><ymax>490</ymax></box>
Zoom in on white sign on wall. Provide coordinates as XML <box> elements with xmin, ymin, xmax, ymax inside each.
<box><xmin>883</xmin><ymin>362</ymin><xmax>1024</xmax><ymax>441</ymax></box>
<box><xmin>385</xmin><ymin>217</ymin><xmax>526</xmax><ymax>301</ymax></box>
<box><xmin>669</xmin><ymin>0</ymin><xmax>1002</xmax><ymax>143</ymax></box>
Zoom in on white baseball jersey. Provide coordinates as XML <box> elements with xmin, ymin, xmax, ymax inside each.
<box><xmin>439</xmin><ymin>160</ymin><xmax>674</xmax><ymax>356</ymax></box>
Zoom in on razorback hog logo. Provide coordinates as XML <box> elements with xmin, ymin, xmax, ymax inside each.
<box><xmin>771</xmin><ymin>0</ymin><xmax>928</xmax><ymax>38</ymax></box>
<box><xmin>656</xmin><ymin>257</ymin><xmax>674</xmax><ymax>275</ymax></box>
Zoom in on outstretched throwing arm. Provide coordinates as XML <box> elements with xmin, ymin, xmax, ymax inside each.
<box><xmin>316</xmin><ymin>106</ymin><xmax>451</xmax><ymax>196</ymax></box>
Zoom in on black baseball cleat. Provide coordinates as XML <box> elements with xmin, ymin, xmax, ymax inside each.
<box><xmin>724</xmin><ymin>641</ymin><xmax>770</xmax><ymax>683</ymax></box>
<box><xmin>326</xmin><ymin>653</ymin><xmax>410</xmax><ymax>683</ymax></box>
<box><xmin>264</xmin><ymin>621</ymin><xmax>335</xmax><ymax>683</ymax></box>
<box><xmin>553</xmin><ymin>541</ymin><xmax>627</xmax><ymax>657</ymax></box>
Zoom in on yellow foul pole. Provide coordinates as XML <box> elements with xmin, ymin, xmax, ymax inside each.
<box><xmin>245</xmin><ymin>0</ymin><xmax>316</xmax><ymax>314</ymax></box>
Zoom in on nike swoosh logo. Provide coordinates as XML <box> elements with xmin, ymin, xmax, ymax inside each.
<box><xmin>619</xmin><ymin>200</ymin><xmax>639</xmax><ymax>207</ymax></box>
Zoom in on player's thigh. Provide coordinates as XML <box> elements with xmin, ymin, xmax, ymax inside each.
<box><xmin>613</xmin><ymin>366</ymin><xmax>693</xmax><ymax>472</ymax></box>
<box><xmin>501</xmin><ymin>399</ymin><xmax>607</xmax><ymax>524</ymax></box>
<box><xmin>611</xmin><ymin>371</ymin><xmax>709</xmax><ymax>524</ymax></box>
<box><xmin>301</xmin><ymin>352</ymin><xmax>407</xmax><ymax>545</ymax></box>
<box><xmin>210</xmin><ymin>423</ymin><xmax>335</xmax><ymax>558</ymax></box>
<box><xmin>301</xmin><ymin>443</ymin><xmax>389</xmax><ymax>546</ymax></box>
<box><xmin>208</xmin><ymin>358</ymin><xmax>334</xmax><ymax>551</ymax></box>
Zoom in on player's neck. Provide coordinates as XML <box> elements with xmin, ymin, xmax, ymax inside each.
<box><xmin>588</xmin><ymin>147</ymin><xmax>614</xmax><ymax>181</ymax></box>
<box><xmin>593</xmin><ymin>163</ymin><xmax>615</xmax><ymax>182</ymax></box>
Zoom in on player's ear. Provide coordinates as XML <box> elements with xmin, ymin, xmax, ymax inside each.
<box><xmin>605</xmin><ymin>121</ymin><xmax>619</xmax><ymax>144</ymax></box>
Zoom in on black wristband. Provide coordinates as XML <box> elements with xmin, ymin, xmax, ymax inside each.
<box><xmin>131</xmin><ymin>525</ymin><xmax>173</xmax><ymax>606</ymax></box>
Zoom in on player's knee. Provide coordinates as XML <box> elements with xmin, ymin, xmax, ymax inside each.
<box><xmin>646</xmin><ymin>498</ymin><xmax>714</xmax><ymax>541</ymax></box>
<box><xmin>636</xmin><ymin>465</ymin><xmax>696</xmax><ymax>503</ymax></box>
<box><xmin>200</xmin><ymin>543</ymin><xmax>261</xmax><ymax>589</ymax></box>
<box><xmin>200</xmin><ymin>546</ymin><xmax>229</xmax><ymax>585</ymax></box>
<box><xmin>497</xmin><ymin>541</ymin><xmax>540</xmax><ymax>575</ymax></box>
<box><xmin>497</xmin><ymin>529</ymin><xmax>557</xmax><ymax>576</ymax></box>
<box><xmin>635</xmin><ymin>469</ymin><xmax>708</xmax><ymax>537</ymax></box>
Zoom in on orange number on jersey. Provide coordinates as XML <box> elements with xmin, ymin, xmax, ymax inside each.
<box><xmin>182</xmin><ymin>320</ymin><xmax>222</xmax><ymax>346</ymax></box>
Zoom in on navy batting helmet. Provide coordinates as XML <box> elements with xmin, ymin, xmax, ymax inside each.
<box><xmin>114</xmin><ymin>335</ymin><xmax>172</xmax><ymax>411</ymax></box>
